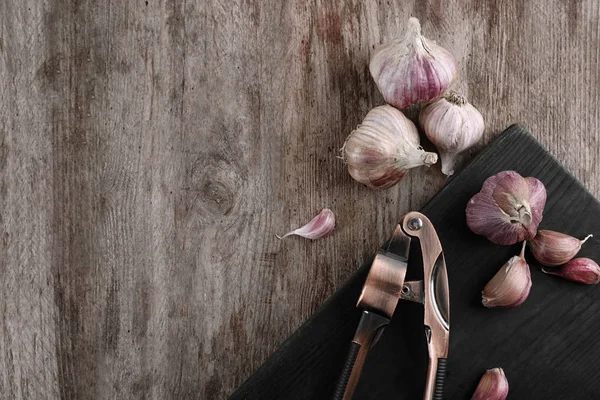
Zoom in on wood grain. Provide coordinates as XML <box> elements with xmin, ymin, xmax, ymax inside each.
<box><xmin>0</xmin><ymin>1</ymin><xmax>598</xmax><ymax>398</ymax></box>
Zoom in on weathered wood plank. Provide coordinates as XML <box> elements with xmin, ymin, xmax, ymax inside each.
<box><xmin>0</xmin><ymin>0</ymin><xmax>599</xmax><ymax>399</ymax></box>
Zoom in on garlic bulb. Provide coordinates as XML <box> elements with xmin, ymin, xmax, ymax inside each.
<box><xmin>529</xmin><ymin>230</ymin><xmax>592</xmax><ymax>267</ymax></box>
<box><xmin>369</xmin><ymin>17</ymin><xmax>457</xmax><ymax>109</ymax></box>
<box><xmin>466</xmin><ymin>171</ymin><xmax>547</xmax><ymax>245</ymax></box>
<box><xmin>419</xmin><ymin>91</ymin><xmax>484</xmax><ymax>175</ymax></box>
<box><xmin>543</xmin><ymin>258</ymin><xmax>600</xmax><ymax>284</ymax></box>
<box><xmin>471</xmin><ymin>368</ymin><xmax>509</xmax><ymax>400</ymax></box>
<box><xmin>277</xmin><ymin>209</ymin><xmax>335</xmax><ymax>240</ymax></box>
<box><xmin>482</xmin><ymin>242</ymin><xmax>531</xmax><ymax>308</ymax></box>
<box><xmin>342</xmin><ymin>105</ymin><xmax>438</xmax><ymax>189</ymax></box>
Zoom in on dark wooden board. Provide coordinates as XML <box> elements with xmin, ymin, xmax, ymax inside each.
<box><xmin>231</xmin><ymin>125</ymin><xmax>600</xmax><ymax>400</ymax></box>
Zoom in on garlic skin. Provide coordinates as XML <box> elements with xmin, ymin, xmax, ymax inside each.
<box><xmin>529</xmin><ymin>230</ymin><xmax>592</xmax><ymax>266</ymax></box>
<box><xmin>277</xmin><ymin>209</ymin><xmax>335</xmax><ymax>240</ymax></box>
<box><xmin>419</xmin><ymin>91</ymin><xmax>484</xmax><ymax>175</ymax></box>
<box><xmin>471</xmin><ymin>368</ymin><xmax>509</xmax><ymax>400</ymax></box>
<box><xmin>543</xmin><ymin>258</ymin><xmax>600</xmax><ymax>284</ymax></box>
<box><xmin>482</xmin><ymin>242</ymin><xmax>531</xmax><ymax>308</ymax></box>
<box><xmin>369</xmin><ymin>17</ymin><xmax>456</xmax><ymax>109</ymax></box>
<box><xmin>343</xmin><ymin>105</ymin><xmax>438</xmax><ymax>189</ymax></box>
<box><xmin>466</xmin><ymin>171</ymin><xmax>547</xmax><ymax>245</ymax></box>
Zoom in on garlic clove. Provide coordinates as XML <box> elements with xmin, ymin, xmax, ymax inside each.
<box><xmin>277</xmin><ymin>209</ymin><xmax>335</xmax><ymax>240</ymax></box>
<box><xmin>369</xmin><ymin>17</ymin><xmax>457</xmax><ymax>109</ymax></box>
<box><xmin>342</xmin><ymin>105</ymin><xmax>438</xmax><ymax>189</ymax></box>
<box><xmin>543</xmin><ymin>257</ymin><xmax>600</xmax><ymax>284</ymax></box>
<box><xmin>471</xmin><ymin>368</ymin><xmax>509</xmax><ymax>400</ymax></box>
<box><xmin>466</xmin><ymin>171</ymin><xmax>547</xmax><ymax>245</ymax></box>
<box><xmin>529</xmin><ymin>230</ymin><xmax>592</xmax><ymax>266</ymax></box>
<box><xmin>482</xmin><ymin>242</ymin><xmax>531</xmax><ymax>308</ymax></box>
<box><xmin>419</xmin><ymin>91</ymin><xmax>484</xmax><ymax>176</ymax></box>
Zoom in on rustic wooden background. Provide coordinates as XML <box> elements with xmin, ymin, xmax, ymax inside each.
<box><xmin>1</xmin><ymin>0</ymin><xmax>599</xmax><ymax>399</ymax></box>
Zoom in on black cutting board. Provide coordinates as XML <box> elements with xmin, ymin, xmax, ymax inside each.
<box><xmin>231</xmin><ymin>125</ymin><xmax>600</xmax><ymax>400</ymax></box>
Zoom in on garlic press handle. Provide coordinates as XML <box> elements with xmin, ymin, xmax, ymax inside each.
<box><xmin>424</xmin><ymin>356</ymin><xmax>448</xmax><ymax>400</ymax></box>
<box><xmin>332</xmin><ymin>311</ymin><xmax>389</xmax><ymax>400</ymax></box>
<box><xmin>401</xmin><ymin>212</ymin><xmax>450</xmax><ymax>400</ymax></box>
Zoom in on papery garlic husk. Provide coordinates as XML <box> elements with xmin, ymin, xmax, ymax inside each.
<box><xmin>543</xmin><ymin>257</ymin><xmax>600</xmax><ymax>284</ymax></box>
<box><xmin>466</xmin><ymin>171</ymin><xmax>547</xmax><ymax>245</ymax></box>
<box><xmin>342</xmin><ymin>105</ymin><xmax>438</xmax><ymax>189</ymax></box>
<box><xmin>369</xmin><ymin>17</ymin><xmax>457</xmax><ymax>109</ymax></box>
<box><xmin>277</xmin><ymin>209</ymin><xmax>335</xmax><ymax>240</ymax></box>
<box><xmin>529</xmin><ymin>230</ymin><xmax>592</xmax><ymax>267</ymax></box>
<box><xmin>419</xmin><ymin>91</ymin><xmax>484</xmax><ymax>176</ymax></box>
<box><xmin>471</xmin><ymin>368</ymin><xmax>509</xmax><ymax>400</ymax></box>
<box><xmin>482</xmin><ymin>242</ymin><xmax>531</xmax><ymax>308</ymax></box>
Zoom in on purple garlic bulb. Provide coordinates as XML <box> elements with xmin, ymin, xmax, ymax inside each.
<box><xmin>466</xmin><ymin>171</ymin><xmax>547</xmax><ymax>245</ymax></box>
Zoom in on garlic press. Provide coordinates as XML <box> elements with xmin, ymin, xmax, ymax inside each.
<box><xmin>333</xmin><ymin>211</ymin><xmax>450</xmax><ymax>400</ymax></box>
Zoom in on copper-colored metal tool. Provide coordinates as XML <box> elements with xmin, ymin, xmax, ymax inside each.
<box><xmin>333</xmin><ymin>211</ymin><xmax>450</xmax><ymax>400</ymax></box>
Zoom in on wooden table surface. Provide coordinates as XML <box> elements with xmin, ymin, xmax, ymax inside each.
<box><xmin>1</xmin><ymin>1</ymin><xmax>599</xmax><ymax>399</ymax></box>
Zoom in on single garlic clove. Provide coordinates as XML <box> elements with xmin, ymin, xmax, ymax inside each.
<box><xmin>471</xmin><ymin>368</ymin><xmax>509</xmax><ymax>400</ymax></box>
<box><xmin>277</xmin><ymin>209</ymin><xmax>335</xmax><ymax>240</ymax></box>
<box><xmin>369</xmin><ymin>17</ymin><xmax>457</xmax><ymax>109</ymax></box>
<box><xmin>419</xmin><ymin>91</ymin><xmax>484</xmax><ymax>176</ymax></box>
<box><xmin>543</xmin><ymin>257</ymin><xmax>600</xmax><ymax>284</ymax></box>
<box><xmin>482</xmin><ymin>242</ymin><xmax>531</xmax><ymax>308</ymax></box>
<box><xmin>529</xmin><ymin>230</ymin><xmax>592</xmax><ymax>267</ymax></box>
<box><xmin>466</xmin><ymin>171</ymin><xmax>547</xmax><ymax>245</ymax></box>
<box><xmin>342</xmin><ymin>105</ymin><xmax>438</xmax><ymax>189</ymax></box>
